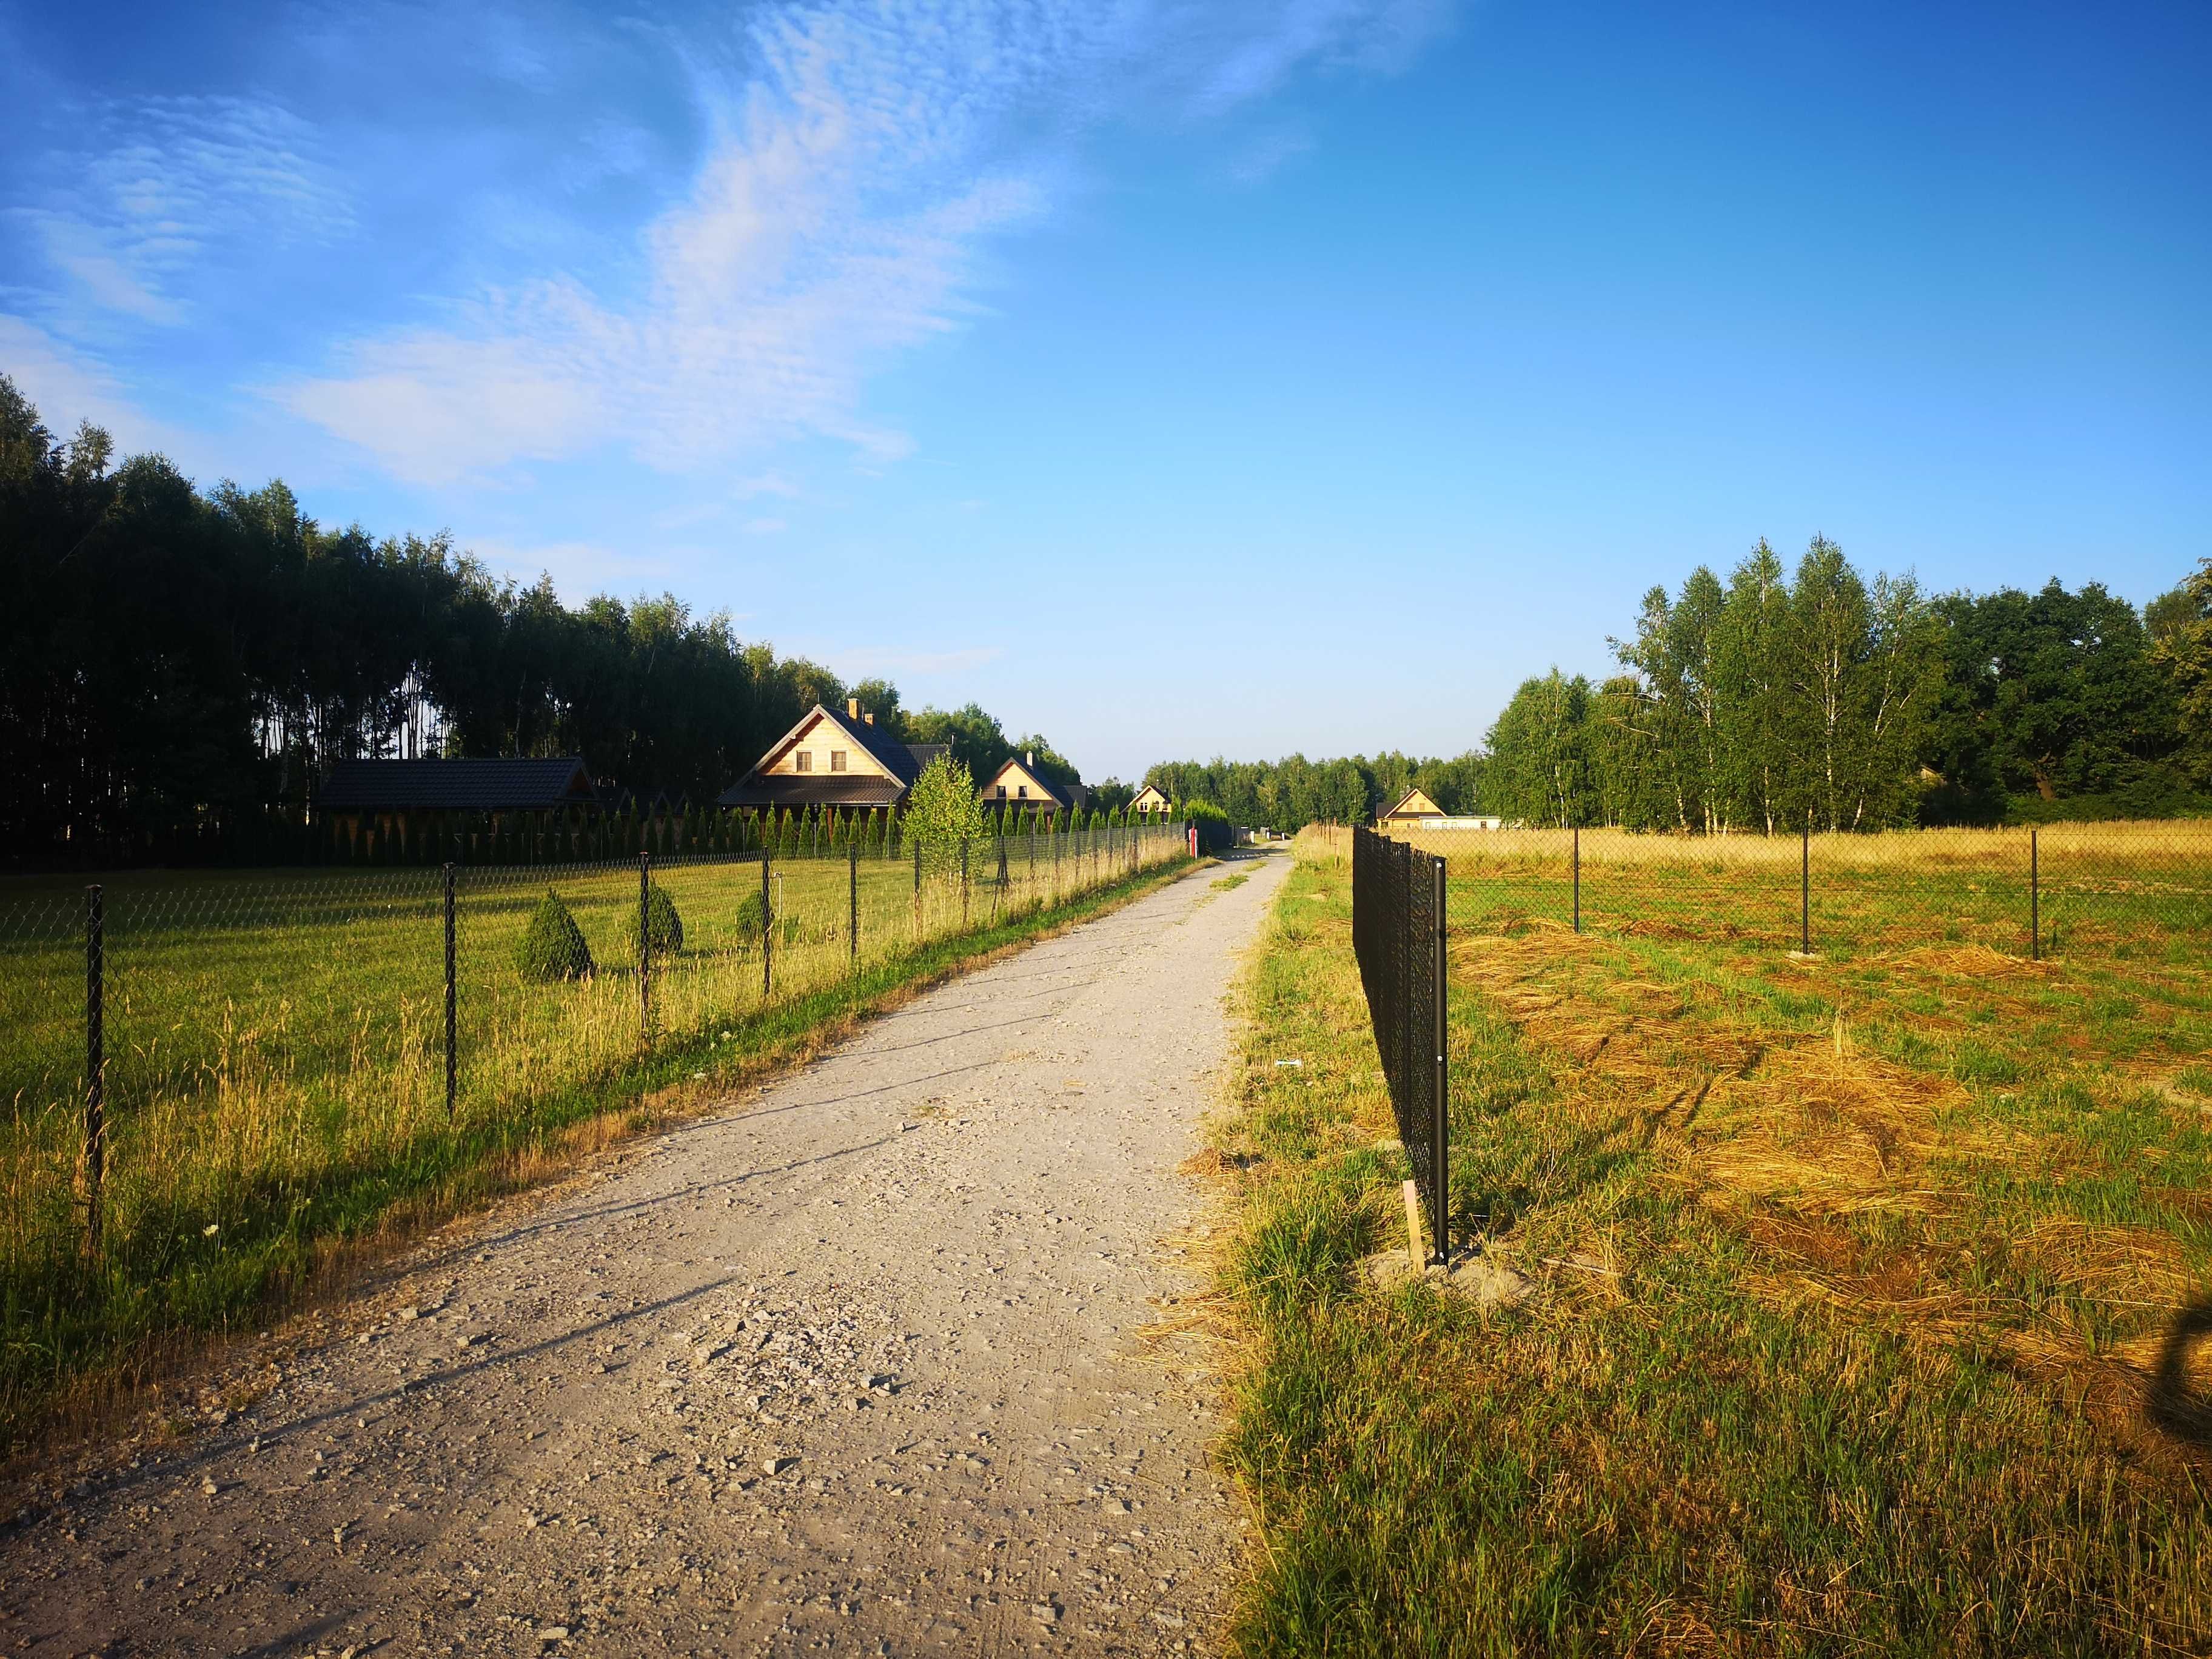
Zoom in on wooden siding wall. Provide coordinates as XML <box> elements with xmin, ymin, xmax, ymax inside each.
<box><xmin>765</xmin><ymin>715</ymin><xmax>897</xmax><ymax>779</ymax></box>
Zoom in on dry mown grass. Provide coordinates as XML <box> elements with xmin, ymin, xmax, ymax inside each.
<box><xmin>1455</xmin><ymin>923</ymin><xmax>2212</xmax><ymax>1464</ymax></box>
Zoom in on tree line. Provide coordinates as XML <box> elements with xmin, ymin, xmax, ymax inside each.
<box><xmin>1487</xmin><ymin>538</ymin><xmax>2212</xmax><ymax>830</ymax></box>
<box><xmin>0</xmin><ymin>381</ymin><xmax>1096</xmax><ymax>865</ymax></box>
<box><xmin>1141</xmin><ymin>752</ymin><xmax>1486</xmax><ymax>834</ymax></box>
<box><xmin>1144</xmin><ymin>541</ymin><xmax>2212</xmax><ymax>834</ymax></box>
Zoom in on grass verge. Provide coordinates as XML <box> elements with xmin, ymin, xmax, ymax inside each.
<box><xmin>1</xmin><ymin>852</ymin><xmax>1196</xmax><ymax>1459</ymax></box>
<box><xmin>1211</xmin><ymin>833</ymin><xmax>2212</xmax><ymax>1655</ymax></box>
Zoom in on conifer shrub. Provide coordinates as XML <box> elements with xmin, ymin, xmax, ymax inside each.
<box><xmin>517</xmin><ymin>891</ymin><xmax>595</xmax><ymax>982</ymax></box>
<box><xmin>636</xmin><ymin>885</ymin><xmax>685</xmax><ymax>956</ymax></box>
<box><xmin>734</xmin><ymin>888</ymin><xmax>769</xmax><ymax>947</ymax></box>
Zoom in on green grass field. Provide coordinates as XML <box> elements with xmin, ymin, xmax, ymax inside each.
<box><xmin>1213</xmin><ymin>828</ymin><xmax>2212</xmax><ymax>1655</ymax></box>
<box><xmin>0</xmin><ymin>825</ymin><xmax>1182</xmax><ymax>1451</ymax></box>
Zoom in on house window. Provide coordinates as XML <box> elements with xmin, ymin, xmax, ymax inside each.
<box><xmin>830</xmin><ymin>750</ymin><xmax>847</xmax><ymax>773</ymax></box>
<box><xmin>995</xmin><ymin>785</ymin><xmax>1007</xmax><ymax>799</ymax></box>
<box><xmin>795</xmin><ymin>751</ymin><xmax>813</xmax><ymax>773</ymax></box>
<box><xmin>1017</xmin><ymin>785</ymin><xmax>1028</xmax><ymax>799</ymax></box>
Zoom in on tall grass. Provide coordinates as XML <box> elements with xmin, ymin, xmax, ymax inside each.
<box><xmin>0</xmin><ymin>825</ymin><xmax>1185</xmax><ymax>1449</ymax></box>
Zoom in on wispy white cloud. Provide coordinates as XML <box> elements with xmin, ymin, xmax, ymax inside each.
<box><xmin>1225</xmin><ymin>127</ymin><xmax>1318</xmax><ymax>186</ymax></box>
<box><xmin>460</xmin><ymin>535</ymin><xmax>677</xmax><ymax>602</ymax></box>
<box><xmin>0</xmin><ymin>312</ymin><xmax>201</xmax><ymax>460</ymax></box>
<box><xmin>739</xmin><ymin>515</ymin><xmax>787</xmax><ymax>535</ymax></box>
<box><xmin>268</xmin><ymin>0</ymin><xmax>1452</xmax><ymax>486</ymax></box>
<box><xmin>650</xmin><ymin>500</ymin><xmax>726</xmax><ymax>530</ymax></box>
<box><xmin>16</xmin><ymin>95</ymin><xmax>354</xmax><ymax>331</ymax></box>
<box><xmin>732</xmin><ymin>471</ymin><xmax>801</xmax><ymax>499</ymax></box>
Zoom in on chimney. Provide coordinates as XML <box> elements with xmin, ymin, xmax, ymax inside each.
<box><xmin>1026</xmin><ymin>751</ymin><xmax>1034</xmax><ymax>768</ymax></box>
<box><xmin>848</xmin><ymin>697</ymin><xmax>861</xmax><ymax>720</ymax></box>
<box><xmin>864</xmin><ymin>712</ymin><xmax>875</xmax><ymax>725</ymax></box>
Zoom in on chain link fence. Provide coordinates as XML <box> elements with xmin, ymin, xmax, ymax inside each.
<box><xmin>1350</xmin><ymin>828</ymin><xmax>1449</xmax><ymax>1264</ymax></box>
<box><xmin>1380</xmin><ymin>820</ymin><xmax>2212</xmax><ymax>962</ymax></box>
<box><xmin>0</xmin><ymin>819</ymin><xmax>1186</xmax><ymax>1419</ymax></box>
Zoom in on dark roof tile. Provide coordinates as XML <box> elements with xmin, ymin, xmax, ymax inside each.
<box><xmin>717</xmin><ymin>776</ymin><xmax>906</xmax><ymax>809</ymax></box>
<box><xmin>318</xmin><ymin>758</ymin><xmax>598</xmax><ymax>811</ymax></box>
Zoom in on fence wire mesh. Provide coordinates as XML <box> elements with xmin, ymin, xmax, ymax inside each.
<box><xmin>0</xmin><ymin>821</ymin><xmax>1187</xmax><ymax>1381</ymax></box>
<box><xmin>1351</xmin><ymin>827</ymin><xmax>1449</xmax><ymax>1262</ymax></box>
<box><xmin>1381</xmin><ymin>820</ymin><xmax>2212</xmax><ymax>964</ymax></box>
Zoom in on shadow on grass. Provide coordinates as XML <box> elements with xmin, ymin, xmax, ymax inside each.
<box><xmin>2150</xmin><ymin>1299</ymin><xmax>2212</xmax><ymax>1448</ymax></box>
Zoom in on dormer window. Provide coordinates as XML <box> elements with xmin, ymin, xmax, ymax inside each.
<box><xmin>795</xmin><ymin>751</ymin><xmax>813</xmax><ymax>773</ymax></box>
<box><xmin>830</xmin><ymin>750</ymin><xmax>847</xmax><ymax>772</ymax></box>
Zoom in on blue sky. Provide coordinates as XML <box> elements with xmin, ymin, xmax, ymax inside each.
<box><xmin>4</xmin><ymin>1</ymin><xmax>2207</xmax><ymax>783</ymax></box>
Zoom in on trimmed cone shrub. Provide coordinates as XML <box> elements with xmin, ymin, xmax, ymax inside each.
<box><xmin>517</xmin><ymin>891</ymin><xmax>594</xmax><ymax>982</ymax></box>
<box><xmin>637</xmin><ymin>885</ymin><xmax>685</xmax><ymax>956</ymax></box>
<box><xmin>733</xmin><ymin>888</ymin><xmax>769</xmax><ymax>949</ymax></box>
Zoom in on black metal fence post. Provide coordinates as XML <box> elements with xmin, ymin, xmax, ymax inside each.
<box><xmin>1800</xmin><ymin>813</ymin><xmax>1812</xmax><ymax>955</ymax></box>
<box><xmin>960</xmin><ymin>840</ymin><xmax>971</xmax><ymax>930</ymax></box>
<box><xmin>1572</xmin><ymin>825</ymin><xmax>1581</xmax><ymax>933</ymax></box>
<box><xmin>84</xmin><ymin>882</ymin><xmax>105</xmax><ymax>1256</ymax></box>
<box><xmin>443</xmin><ymin>862</ymin><xmax>457</xmax><ymax>1120</ymax></box>
<box><xmin>638</xmin><ymin>850</ymin><xmax>652</xmax><ymax>1053</ymax></box>
<box><xmin>1432</xmin><ymin>851</ymin><xmax>1449</xmax><ymax>1264</ymax></box>
<box><xmin>912</xmin><ymin>840</ymin><xmax>922</xmax><ymax>937</ymax></box>
<box><xmin>2030</xmin><ymin>828</ymin><xmax>2040</xmax><ymax>961</ymax></box>
<box><xmin>849</xmin><ymin>839</ymin><xmax>859</xmax><ymax>971</ymax></box>
<box><xmin>1398</xmin><ymin>842</ymin><xmax>1413</xmax><ymax>1184</ymax></box>
<box><xmin>761</xmin><ymin>850</ymin><xmax>773</xmax><ymax>1000</ymax></box>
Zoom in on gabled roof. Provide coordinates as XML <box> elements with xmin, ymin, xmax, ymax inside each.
<box><xmin>318</xmin><ymin>757</ymin><xmax>598</xmax><ymax>812</ymax></box>
<box><xmin>982</xmin><ymin>755</ymin><xmax>1088</xmax><ymax>813</ymax></box>
<box><xmin>1129</xmin><ymin>783</ymin><xmax>1170</xmax><ymax>808</ymax></box>
<box><xmin>1381</xmin><ymin>786</ymin><xmax>1445</xmax><ymax>820</ymax></box>
<box><xmin>716</xmin><ymin>705</ymin><xmax>950</xmax><ymax>809</ymax></box>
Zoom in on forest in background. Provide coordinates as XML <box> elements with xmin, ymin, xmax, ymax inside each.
<box><xmin>12</xmin><ymin>376</ymin><xmax>2212</xmax><ymax>860</ymax></box>
<box><xmin>0</xmin><ymin>382</ymin><xmax>1101</xmax><ymax>866</ymax></box>
<box><xmin>1149</xmin><ymin>540</ymin><xmax>2212</xmax><ymax>834</ymax></box>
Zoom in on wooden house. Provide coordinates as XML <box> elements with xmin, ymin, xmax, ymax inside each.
<box><xmin>1128</xmin><ymin>783</ymin><xmax>1171</xmax><ymax>816</ymax></box>
<box><xmin>1378</xmin><ymin>786</ymin><xmax>1502</xmax><ymax>831</ymax></box>
<box><xmin>717</xmin><ymin>700</ymin><xmax>949</xmax><ymax>816</ymax></box>
<box><xmin>1377</xmin><ymin>786</ymin><xmax>1447</xmax><ymax>827</ymax></box>
<box><xmin>980</xmin><ymin>752</ymin><xmax>1091</xmax><ymax>820</ymax></box>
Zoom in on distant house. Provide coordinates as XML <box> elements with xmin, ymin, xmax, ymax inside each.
<box><xmin>980</xmin><ymin>752</ymin><xmax>1091</xmax><ymax>820</ymax></box>
<box><xmin>1377</xmin><ymin>786</ymin><xmax>1446</xmax><ymax>826</ymax></box>
<box><xmin>1128</xmin><ymin>783</ymin><xmax>1171</xmax><ymax>816</ymax></box>
<box><xmin>317</xmin><ymin>757</ymin><xmax>602</xmax><ymax>827</ymax></box>
<box><xmin>1378</xmin><ymin>786</ymin><xmax>1502</xmax><ymax>831</ymax></box>
<box><xmin>717</xmin><ymin>700</ymin><xmax>949</xmax><ymax>816</ymax></box>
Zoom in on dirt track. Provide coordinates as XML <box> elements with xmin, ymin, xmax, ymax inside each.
<box><xmin>0</xmin><ymin>853</ymin><xmax>1287</xmax><ymax>1658</ymax></box>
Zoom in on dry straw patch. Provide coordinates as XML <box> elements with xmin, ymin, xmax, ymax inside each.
<box><xmin>1452</xmin><ymin>920</ymin><xmax>2212</xmax><ymax>1440</ymax></box>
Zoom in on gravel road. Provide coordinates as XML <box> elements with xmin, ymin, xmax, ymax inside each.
<box><xmin>1</xmin><ymin>853</ymin><xmax>1287</xmax><ymax>1659</ymax></box>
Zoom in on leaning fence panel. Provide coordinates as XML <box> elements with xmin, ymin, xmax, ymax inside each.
<box><xmin>1351</xmin><ymin>827</ymin><xmax>1449</xmax><ymax>1263</ymax></box>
